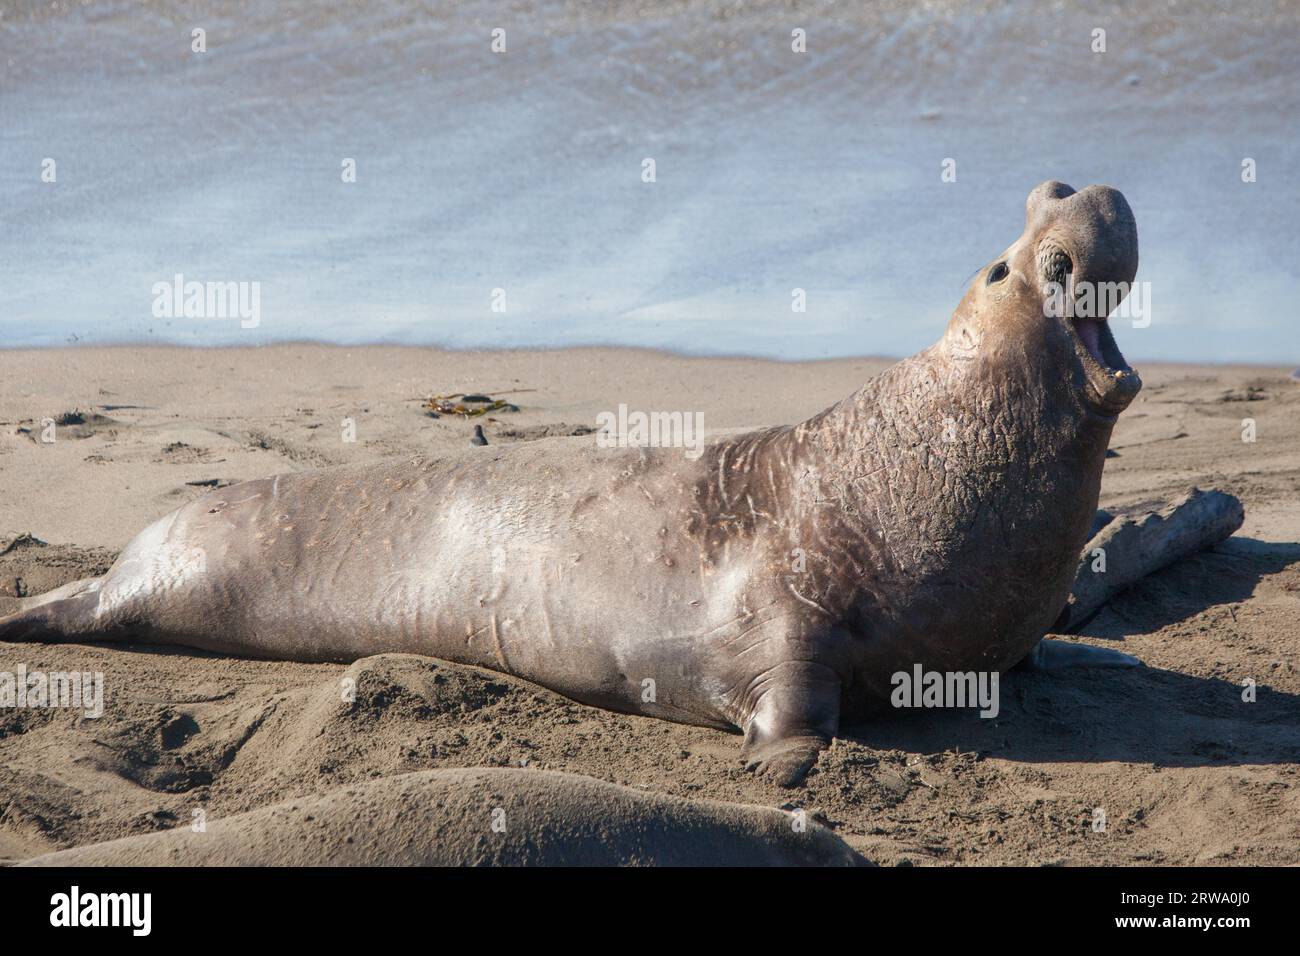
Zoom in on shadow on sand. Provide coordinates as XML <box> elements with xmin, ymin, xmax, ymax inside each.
<box><xmin>845</xmin><ymin>536</ymin><xmax>1300</xmax><ymax>769</ymax></box>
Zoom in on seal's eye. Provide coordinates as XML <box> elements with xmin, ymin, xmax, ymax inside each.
<box><xmin>986</xmin><ymin>262</ymin><xmax>1009</xmax><ymax>285</ymax></box>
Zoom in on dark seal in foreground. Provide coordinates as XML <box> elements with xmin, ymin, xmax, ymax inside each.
<box><xmin>1</xmin><ymin>182</ymin><xmax>1142</xmax><ymax>786</ymax></box>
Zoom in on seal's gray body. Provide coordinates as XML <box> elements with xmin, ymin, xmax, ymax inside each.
<box><xmin>0</xmin><ymin>182</ymin><xmax>1143</xmax><ymax>784</ymax></box>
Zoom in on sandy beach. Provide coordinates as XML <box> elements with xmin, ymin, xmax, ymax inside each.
<box><xmin>1</xmin><ymin>344</ymin><xmax>1297</xmax><ymax>866</ymax></box>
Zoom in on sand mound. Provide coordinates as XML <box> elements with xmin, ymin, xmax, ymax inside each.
<box><xmin>21</xmin><ymin>767</ymin><xmax>866</xmax><ymax>866</ymax></box>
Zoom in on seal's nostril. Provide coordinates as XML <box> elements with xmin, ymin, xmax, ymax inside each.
<box><xmin>1039</xmin><ymin>245</ymin><xmax>1073</xmax><ymax>285</ymax></box>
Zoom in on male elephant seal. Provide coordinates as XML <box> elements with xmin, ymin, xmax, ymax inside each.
<box><xmin>1</xmin><ymin>181</ymin><xmax>1142</xmax><ymax>786</ymax></box>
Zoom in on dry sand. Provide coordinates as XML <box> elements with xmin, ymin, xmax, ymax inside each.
<box><xmin>1</xmin><ymin>345</ymin><xmax>1298</xmax><ymax>865</ymax></box>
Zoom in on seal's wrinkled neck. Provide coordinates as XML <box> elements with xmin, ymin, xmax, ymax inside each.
<box><xmin>795</xmin><ymin>343</ymin><xmax>1113</xmax><ymax>566</ymax></box>
<box><xmin>768</xmin><ymin>346</ymin><xmax>1116</xmax><ymax>665</ymax></box>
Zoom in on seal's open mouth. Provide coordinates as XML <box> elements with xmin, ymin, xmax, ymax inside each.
<box><xmin>1043</xmin><ymin>249</ymin><xmax>1141</xmax><ymax>418</ymax></box>
<box><xmin>1071</xmin><ymin>314</ymin><xmax>1139</xmax><ymax>409</ymax></box>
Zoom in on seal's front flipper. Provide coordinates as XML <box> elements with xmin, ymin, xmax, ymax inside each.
<box><xmin>739</xmin><ymin>661</ymin><xmax>840</xmax><ymax>788</ymax></box>
<box><xmin>1015</xmin><ymin>638</ymin><xmax>1142</xmax><ymax>672</ymax></box>
<box><xmin>742</xmin><ymin>734</ymin><xmax>830</xmax><ymax>788</ymax></box>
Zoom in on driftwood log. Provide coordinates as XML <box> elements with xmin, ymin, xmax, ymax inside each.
<box><xmin>1056</xmin><ymin>487</ymin><xmax>1245</xmax><ymax>631</ymax></box>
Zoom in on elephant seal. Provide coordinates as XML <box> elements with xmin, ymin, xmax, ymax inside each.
<box><xmin>1</xmin><ymin>181</ymin><xmax>1141</xmax><ymax>786</ymax></box>
<box><xmin>21</xmin><ymin>768</ymin><xmax>866</xmax><ymax>866</ymax></box>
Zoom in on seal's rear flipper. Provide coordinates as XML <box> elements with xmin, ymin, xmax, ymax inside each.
<box><xmin>1015</xmin><ymin>638</ymin><xmax>1142</xmax><ymax>672</ymax></box>
<box><xmin>0</xmin><ymin>577</ymin><xmax>115</xmax><ymax>644</ymax></box>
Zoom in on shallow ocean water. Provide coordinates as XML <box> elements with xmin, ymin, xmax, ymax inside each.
<box><xmin>2</xmin><ymin>0</ymin><xmax>1296</xmax><ymax>362</ymax></box>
